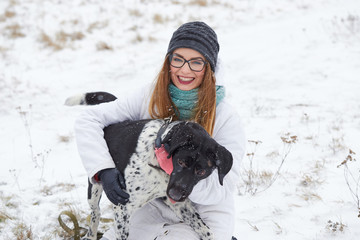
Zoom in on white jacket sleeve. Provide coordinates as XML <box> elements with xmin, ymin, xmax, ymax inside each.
<box><xmin>75</xmin><ymin>87</ymin><xmax>150</xmax><ymax>179</ymax></box>
<box><xmin>188</xmin><ymin>101</ymin><xmax>246</xmax><ymax>205</ymax></box>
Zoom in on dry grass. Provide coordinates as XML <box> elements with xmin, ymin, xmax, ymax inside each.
<box><xmin>337</xmin><ymin>149</ymin><xmax>360</xmax><ymax>217</ymax></box>
<box><xmin>5</xmin><ymin>24</ymin><xmax>25</xmax><ymax>38</ymax></box>
<box><xmin>39</xmin><ymin>32</ymin><xmax>62</xmax><ymax>51</ymax></box>
<box><xmin>41</xmin><ymin>183</ymin><xmax>76</xmax><ymax>196</ymax></box>
<box><xmin>326</xmin><ymin>220</ymin><xmax>346</xmax><ymax>233</ymax></box>
<box><xmin>96</xmin><ymin>41</ymin><xmax>113</xmax><ymax>51</ymax></box>
<box><xmin>300</xmin><ymin>173</ymin><xmax>324</xmax><ymax>187</ymax></box>
<box><xmin>0</xmin><ymin>210</ymin><xmax>13</xmax><ymax>223</ymax></box>
<box><xmin>300</xmin><ymin>189</ymin><xmax>322</xmax><ymax>201</ymax></box>
<box><xmin>56</xmin><ymin>31</ymin><xmax>84</xmax><ymax>42</ymax></box>
<box><xmin>39</xmin><ymin>31</ymin><xmax>85</xmax><ymax>51</ymax></box>
<box><xmin>4</xmin><ymin>10</ymin><xmax>16</xmax><ymax>18</ymax></box>
<box><xmin>128</xmin><ymin>9</ymin><xmax>142</xmax><ymax>17</ymax></box>
<box><xmin>329</xmin><ymin>14</ymin><xmax>360</xmax><ymax>42</ymax></box>
<box><xmin>239</xmin><ymin>135</ymin><xmax>297</xmax><ymax>195</ymax></box>
<box><xmin>329</xmin><ymin>135</ymin><xmax>346</xmax><ymax>154</ymax></box>
<box><xmin>12</xmin><ymin>222</ymin><xmax>34</xmax><ymax>240</ymax></box>
<box><xmin>153</xmin><ymin>14</ymin><xmax>166</xmax><ymax>24</ymax></box>
<box><xmin>0</xmin><ymin>46</ymin><xmax>9</xmax><ymax>54</ymax></box>
<box><xmin>87</xmin><ymin>21</ymin><xmax>108</xmax><ymax>33</ymax></box>
<box><xmin>189</xmin><ymin>0</ymin><xmax>208</xmax><ymax>6</ymax></box>
<box><xmin>273</xmin><ymin>221</ymin><xmax>283</xmax><ymax>235</ymax></box>
<box><xmin>0</xmin><ymin>10</ymin><xmax>16</xmax><ymax>22</ymax></box>
<box><xmin>133</xmin><ymin>34</ymin><xmax>144</xmax><ymax>43</ymax></box>
<box><xmin>1</xmin><ymin>192</ymin><xmax>19</xmax><ymax>209</ymax></box>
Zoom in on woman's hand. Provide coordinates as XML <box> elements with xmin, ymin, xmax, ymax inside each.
<box><xmin>98</xmin><ymin>168</ymin><xmax>130</xmax><ymax>205</ymax></box>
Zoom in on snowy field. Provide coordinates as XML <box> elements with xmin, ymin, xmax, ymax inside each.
<box><xmin>1</xmin><ymin>0</ymin><xmax>360</xmax><ymax>239</ymax></box>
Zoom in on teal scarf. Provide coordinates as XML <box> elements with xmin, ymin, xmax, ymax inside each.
<box><xmin>168</xmin><ymin>83</ymin><xmax>225</xmax><ymax>120</ymax></box>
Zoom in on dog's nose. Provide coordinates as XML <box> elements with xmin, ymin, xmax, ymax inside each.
<box><xmin>168</xmin><ymin>188</ymin><xmax>187</xmax><ymax>202</ymax></box>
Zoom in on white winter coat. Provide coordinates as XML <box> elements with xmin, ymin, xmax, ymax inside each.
<box><xmin>75</xmin><ymin>83</ymin><xmax>246</xmax><ymax>240</ymax></box>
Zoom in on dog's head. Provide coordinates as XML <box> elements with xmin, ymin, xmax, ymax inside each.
<box><xmin>161</xmin><ymin>122</ymin><xmax>233</xmax><ymax>202</ymax></box>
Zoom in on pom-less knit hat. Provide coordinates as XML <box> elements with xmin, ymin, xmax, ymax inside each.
<box><xmin>167</xmin><ymin>21</ymin><xmax>220</xmax><ymax>72</ymax></box>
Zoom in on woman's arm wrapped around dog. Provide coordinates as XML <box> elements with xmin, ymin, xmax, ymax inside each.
<box><xmin>188</xmin><ymin>100</ymin><xmax>246</xmax><ymax>205</ymax></box>
<box><xmin>74</xmin><ymin>86</ymin><xmax>151</xmax><ymax>181</ymax></box>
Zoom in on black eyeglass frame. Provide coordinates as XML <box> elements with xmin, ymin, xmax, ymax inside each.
<box><xmin>168</xmin><ymin>53</ymin><xmax>207</xmax><ymax>72</ymax></box>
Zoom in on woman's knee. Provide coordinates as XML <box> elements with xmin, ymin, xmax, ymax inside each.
<box><xmin>154</xmin><ymin>223</ymin><xmax>199</xmax><ymax>240</ymax></box>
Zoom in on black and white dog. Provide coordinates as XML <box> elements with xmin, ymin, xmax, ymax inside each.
<box><xmin>66</xmin><ymin>92</ymin><xmax>233</xmax><ymax>240</ymax></box>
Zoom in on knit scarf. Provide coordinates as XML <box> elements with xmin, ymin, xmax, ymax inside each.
<box><xmin>168</xmin><ymin>83</ymin><xmax>225</xmax><ymax>120</ymax></box>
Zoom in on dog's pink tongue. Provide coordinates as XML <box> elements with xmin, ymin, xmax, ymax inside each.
<box><xmin>169</xmin><ymin>198</ymin><xmax>176</xmax><ymax>204</ymax></box>
<box><xmin>154</xmin><ymin>145</ymin><xmax>173</xmax><ymax>175</ymax></box>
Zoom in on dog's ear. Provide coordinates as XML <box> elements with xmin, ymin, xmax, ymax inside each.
<box><xmin>215</xmin><ymin>145</ymin><xmax>233</xmax><ymax>185</ymax></box>
<box><xmin>162</xmin><ymin>123</ymin><xmax>188</xmax><ymax>156</ymax></box>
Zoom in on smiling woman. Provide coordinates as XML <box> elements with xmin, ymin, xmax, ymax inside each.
<box><xmin>75</xmin><ymin>21</ymin><xmax>246</xmax><ymax>240</ymax></box>
<box><xmin>148</xmin><ymin>22</ymin><xmax>223</xmax><ymax>136</ymax></box>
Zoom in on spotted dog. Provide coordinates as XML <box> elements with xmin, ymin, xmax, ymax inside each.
<box><xmin>66</xmin><ymin>92</ymin><xmax>233</xmax><ymax>240</ymax></box>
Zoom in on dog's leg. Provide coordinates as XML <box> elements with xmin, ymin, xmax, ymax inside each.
<box><xmin>164</xmin><ymin>198</ymin><xmax>214</xmax><ymax>240</ymax></box>
<box><xmin>82</xmin><ymin>180</ymin><xmax>102</xmax><ymax>240</ymax></box>
<box><xmin>113</xmin><ymin>204</ymin><xmax>130</xmax><ymax>240</ymax></box>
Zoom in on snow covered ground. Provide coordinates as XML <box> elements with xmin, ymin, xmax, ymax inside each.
<box><xmin>1</xmin><ymin>0</ymin><xmax>360</xmax><ymax>239</ymax></box>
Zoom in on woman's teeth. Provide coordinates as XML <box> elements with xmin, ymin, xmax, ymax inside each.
<box><xmin>179</xmin><ymin>76</ymin><xmax>194</xmax><ymax>82</ymax></box>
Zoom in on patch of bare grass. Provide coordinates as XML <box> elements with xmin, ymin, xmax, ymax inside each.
<box><xmin>0</xmin><ymin>9</ymin><xmax>16</xmax><ymax>22</ymax></box>
<box><xmin>0</xmin><ymin>210</ymin><xmax>13</xmax><ymax>223</ymax></box>
<box><xmin>337</xmin><ymin>149</ymin><xmax>360</xmax><ymax>217</ymax></box>
<box><xmin>0</xmin><ymin>191</ymin><xmax>19</xmax><ymax>209</ymax></box>
<box><xmin>5</xmin><ymin>24</ymin><xmax>25</xmax><ymax>38</ymax></box>
<box><xmin>56</xmin><ymin>30</ymin><xmax>84</xmax><ymax>42</ymax></box>
<box><xmin>326</xmin><ymin>220</ymin><xmax>346</xmax><ymax>234</ymax></box>
<box><xmin>11</xmin><ymin>222</ymin><xmax>34</xmax><ymax>240</ymax></box>
<box><xmin>153</xmin><ymin>14</ymin><xmax>166</xmax><ymax>24</ymax></box>
<box><xmin>239</xmin><ymin>134</ymin><xmax>298</xmax><ymax>195</ymax></box>
<box><xmin>96</xmin><ymin>41</ymin><xmax>113</xmax><ymax>51</ymax></box>
<box><xmin>39</xmin><ymin>32</ymin><xmax>62</xmax><ymax>51</ymax></box>
<box><xmin>0</xmin><ymin>46</ymin><xmax>9</xmax><ymax>55</ymax></box>
<box><xmin>39</xmin><ymin>30</ymin><xmax>85</xmax><ymax>51</ymax></box>
<box><xmin>324</xmin><ymin>13</ymin><xmax>360</xmax><ymax>43</ymax></box>
<box><xmin>128</xmin><ymin>9</ymin><xmax>142</xmax><ymax>17</ymax></box>
<box><xmin>41</xmin><ymin>183</ymin><xmax>76</xmax><ymax>196</ymax></box>
<box><xmin>87</xmin><ymin>21</ymin><xmax>108</xmax><ymax>33</ymax></box>
<box><xmin>300</xmin><ymin>189</ymin><xmax>322</xmax><ymax>201</ymax></box>
<box><xmin>189</xmin><ymin>0</ymin><xmax>208</xmax><ymax>6</ymax></box>
<box><xmin>300</xmin><ymin>173</ymin><xmax>324</xmax><ymax>188</ymax></box>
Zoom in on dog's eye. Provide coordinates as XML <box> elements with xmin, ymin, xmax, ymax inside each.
<box><xmin>195</xmin><ymin>168</ymin><xmax>206</xmax><ymax>177</ymax></box>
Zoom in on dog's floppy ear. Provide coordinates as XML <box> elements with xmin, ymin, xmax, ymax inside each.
<box><xmin>215</xmin><ymin>145</ymin><xmax>233</xmax><ymax>185</ymax></box>
<box><xmin>162</xmin><ymin>122</ymin><xmax>188</xmax><ymax>156</ymax></box>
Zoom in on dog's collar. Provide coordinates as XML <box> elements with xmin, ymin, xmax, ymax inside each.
<box><xmin>154</xmin><ymin>117</ymin><xmax>174</xmax><ymax>175</ymax></box>
<box><xmin>155</xmin><ymin>116</ymin><xmax>173</xmax><ymax>148</ymax></box>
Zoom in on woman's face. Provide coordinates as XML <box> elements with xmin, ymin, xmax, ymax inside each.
<box><xmin>170</xmin><ymin>48</ymin><xmax>206</xmax><ymax>91</ymax></box>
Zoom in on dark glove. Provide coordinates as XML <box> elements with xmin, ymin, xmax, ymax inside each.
<box><xmin>98</xmin><ymin>168</ymin><xmax>130</xmax><ymax>205</ymax></box>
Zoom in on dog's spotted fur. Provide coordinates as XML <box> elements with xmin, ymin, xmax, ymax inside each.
<box><xmin>67</xmin><ymin>92</ymin><xmax>233</xmax><ymax>240</ymax></box>
<box><xmin>83</xmin><ymin>120</ymin><xmax>214</xmax><ymax>240</ymax></box>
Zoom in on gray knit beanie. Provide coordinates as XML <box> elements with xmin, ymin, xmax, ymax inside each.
<box><xmin>167</xmin><ymin>21</ymin><xmax>220</xmax><ymax>72</ymax></box>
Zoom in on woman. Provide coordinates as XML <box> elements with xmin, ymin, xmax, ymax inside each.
<box><xmin>75</xmin><ymin>21</ymin><xmax>246</xmax><ymax>240</ymax></box>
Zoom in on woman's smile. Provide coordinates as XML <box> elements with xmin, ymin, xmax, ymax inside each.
<box><xmin>177</xmin><ymin>75</ymin><xmax>195</xmax><ymax>85</ymax></box>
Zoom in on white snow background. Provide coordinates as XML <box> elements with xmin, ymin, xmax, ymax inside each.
<box><xmin>1</xmin><ymin>0</ymin><xmax>360</xmax><ymax>239</ymax></box>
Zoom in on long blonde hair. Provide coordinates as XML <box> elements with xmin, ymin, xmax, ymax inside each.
<box><xmin>149</xmin><ymin>56</ymin><xmax>217</xmax><ymax>136</ymax></box>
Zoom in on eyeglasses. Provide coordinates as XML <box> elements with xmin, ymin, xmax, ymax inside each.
<box><xmin>169</xmin><ymin>54</ymin><xmax>207</xmax><ymax>72</ymax></box>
